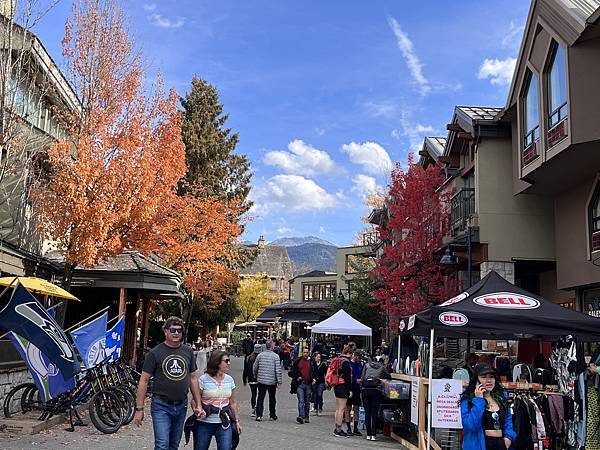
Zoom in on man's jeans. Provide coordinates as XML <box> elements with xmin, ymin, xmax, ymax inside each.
<box><xmin>312</xmin><ymin>382</ymin><xmax>325</xmax><ymax>410</ymax></box>
<box><xmin>297</xmin><ymin>382</ymin><xmax>311</xmax><ymax>418</ymax></box>
<box><xmin>192</xmin><ymin>421</ymin><xmax>233</xmax><ymax>450</ymax></box>
<box><xmin>256</xmin><ymin>383</ymin><xmax>277</xmax><ymax>418</ymax></box>
<box><xmin>150</xmin><ymin>398</ymin><xmax>187</xmax><ymax>450</ymax></box>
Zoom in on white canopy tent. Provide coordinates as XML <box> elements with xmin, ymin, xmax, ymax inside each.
<box><xmin>310</xmin><ymin>309</ymin><xmax>372</xmax><ymax>353</ymax></box>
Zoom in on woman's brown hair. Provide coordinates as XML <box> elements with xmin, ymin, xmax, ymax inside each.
<box><xmin>342</xmin><ymin>344</ymin><xmax>352</xmax><ymax>355</ymax></box>
<box><xmin>206</xmin><ymin>350</ymin><xmax>229</xmax><ymax>376</ymax></box>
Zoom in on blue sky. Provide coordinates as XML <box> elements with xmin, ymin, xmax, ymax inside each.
<box><xmin>33</xmin><ymin>0</ymin><xmax>530</xmax><ymax>246</ymax></box>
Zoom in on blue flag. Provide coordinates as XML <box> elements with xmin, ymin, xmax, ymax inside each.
<box><xmin>105</xmin><ymin>316</ymin><xmax>124</xmax><ymax>362</ymax></box>
<box><xmin>0</xmin><ymin>283</ymin><xmax>80</xmax><ymax>379</ymax></box>
<box><xmin>70</xmin><ymin>312</ymin><xmax>108</xmax><ymax>368</ymax></box>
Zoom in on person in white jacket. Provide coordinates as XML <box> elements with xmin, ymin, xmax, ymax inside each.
<box><xmin>252</xmin><ymin>340</ymin><xmax>282</xmax><ymax>421</ymax></box>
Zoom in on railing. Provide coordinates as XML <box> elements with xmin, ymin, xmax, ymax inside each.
<box><xmin>362</xmin><ymin>231</ymin><xmax>380</xmax><ymax>247</ymax></box>
<box><xmin>451</xmin><ymin>188</ymin><xmax>475</xmax><ymax>235</ymax></box>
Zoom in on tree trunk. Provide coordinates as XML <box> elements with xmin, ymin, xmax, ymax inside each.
<box><xmin>56</xmin><ymin>261</ymin><xmax>76</xmax><ymax>327</ymax></box>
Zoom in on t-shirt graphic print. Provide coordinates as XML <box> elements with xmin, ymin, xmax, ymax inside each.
<box><xmin>163</xmin><ymin>354</ymin><xmax>188</xmax><ymax>381</ymax></box>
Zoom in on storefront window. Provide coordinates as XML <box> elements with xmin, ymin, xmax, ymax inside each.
<box><xmin>583</xmin><ymin>289</ymin><xmax>600</xmax><ymax>318</ymax></box>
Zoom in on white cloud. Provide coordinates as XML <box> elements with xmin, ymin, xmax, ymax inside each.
<box><xmin>319</xmin><ymin>226</ymin><xmax>326</xmax><ymax>234</ymax></box>
<box><xmin>250</xmin><ymin>175</ymin><xmax>338</xmax><ymax>215</ymax></box>
<box><xmin>397</xmin><ymin>111</ymin><xmax>437</xmax><ymax>151</ymax></box>
<box><xmin>263</xmin><ymin>139</ymin><xmax>340</xmax><ymax>177</ymax></box>
<box><xmin>387</xmin><ymin>17</ymin><xmax>430</xmax><ymax>96</ymax></box>
<box><xmin>148</xmin><ymin>13</ymin><xmax>185</xmax><ymax>29</ymax></box>
<box><xmin>364</xmin><ymin>101</ymin><xmax>397</xmax><ymax>118</ymax></box>
<box><xmin>315</xmin><ymin>127</ymin><xmax>326</xmax><ymax>136</ymax></box>
<box><xmin>143</xmin><ymin>3</ymin><xmax>157</xmax><ymax>12</ymax></box>
<box><xmin>478</xmin><ymin>57</ymin><xmax>517</xmax><ymax>86</ymax></box>
<box><xmin>351</xmin><ymin>174</ymin><xmax>383</xmax><ymax>200</ymax></box>
<box><xmin>502</xmin><ymin>21</ymin><xmax>524</xmax><ymax>49</ymax></box>
<box><xmin>342</xmin><ymin>142</ymin><xmax>393</xmax><ymax>175</ymax></box>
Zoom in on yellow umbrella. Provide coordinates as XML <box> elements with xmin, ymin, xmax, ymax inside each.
<box><xmin>0</xmin><ymin>276</ymin><xmax>79</xmax><ymax>301</ymax></box>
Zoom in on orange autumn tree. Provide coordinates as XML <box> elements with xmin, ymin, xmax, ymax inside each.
<box><xmin>34</xmin><ymin>0</ymin><xmax>244</xmax><ymax>317</ymax></box>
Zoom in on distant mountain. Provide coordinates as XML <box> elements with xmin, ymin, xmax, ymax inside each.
<box><xmin>268</xmin><ymin>236</ymin><xmax>336</xmax><ymax>247</ymax></box>
<box><xmin>286</xmin><ymin>242</ymin><xmax>337</xmax><ymax>275</ymax></box>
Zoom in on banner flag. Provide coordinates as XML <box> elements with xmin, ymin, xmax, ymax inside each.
<box><xmin>105</xmin><ymin>315</ymin><xmax>124</xmax><ymax>361</ymax></box>
<box><xmin>0</xmin><ymin>284</ymin><xmax>80</xmax><ymax>379</ymax></box>
<box><xmin>69</xmin><ymin>312</ymin><xmax>108</xmax><ymax>368</ymax></box>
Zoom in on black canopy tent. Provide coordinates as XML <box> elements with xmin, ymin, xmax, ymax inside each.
<box><xmin>396</xmin><ymin>270</ymin><xmax>600</xmax><ymax>450</ymax></box>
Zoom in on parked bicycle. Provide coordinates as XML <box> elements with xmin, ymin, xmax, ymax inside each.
<box><xmin>3</xmin><ymin>358</ymin><xmax>139</xmax><ymax>434</ymax></box>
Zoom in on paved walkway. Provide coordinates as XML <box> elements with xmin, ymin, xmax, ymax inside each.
<box><xmin>2</xmin><ymin>355</ymin><xmax>401</xmax><ymax>449</ymax></box>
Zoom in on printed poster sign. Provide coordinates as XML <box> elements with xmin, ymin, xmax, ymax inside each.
<box><xmin>431</xmin><ymin>378</ymin><xmax>462</xmax><ymax>429</ymax></box>
<box><xmin>410</xmin><ymin>376</ymin><xmax>419</xmax><ymax>425</ymax></box>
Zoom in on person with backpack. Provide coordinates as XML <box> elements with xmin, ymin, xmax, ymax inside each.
<box><xmin>311</xmin><ymin>352</ymin><xmax>327</xmax><ymax>415</ymax></box>
<box><xmin>361</xmin><ymin>358</ymin><xmax>391</xmax><ymax>441</ymax></box>
<box><xmin>327</xmin><ymin>345</ymin><xmax>353</xmax><ymax>438</ymax></box>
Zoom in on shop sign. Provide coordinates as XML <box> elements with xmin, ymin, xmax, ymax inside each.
<box><xmin>408</xmin><ymin>315</ymin><xmax>416</xmax><ymax>330</ymax></box>
<box><xmin>473</xmin><ymin>292</ymin><xmax>540</xmax><ymax>309</ymax></box>
<box><xmin>431</xmin><ymin>379</ymin><xmax>463</xmax><ymax>429</ymax></box>
<box><xmin>438</xmin><ymin>312</ymin><xmax>468</xmax><ymax>327</ymax></box>
<box><xmin>410</xmin><ymin>376</ymin><xmax>419</xmax><ymax>425</ymax></box>
<box><xmin>440</xmin><ymin>292</ymin><xmax>468</xmax><ymax>306</ymax></box>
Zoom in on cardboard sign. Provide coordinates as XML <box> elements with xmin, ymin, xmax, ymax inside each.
<box><xmin>410</xmin><ymin>376</ymin><xmax>419</xmax><ymax>425</ymax></box>
<box><xmin>431</xmin><ymin>379</ymin><xmax>463</xmax><ymax>429</ymax></box>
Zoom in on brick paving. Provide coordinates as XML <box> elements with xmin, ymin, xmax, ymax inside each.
<box><xmin>1</xmin><ymin>356</ymin><xmax>401</xmax><ymax>449</ymax></box>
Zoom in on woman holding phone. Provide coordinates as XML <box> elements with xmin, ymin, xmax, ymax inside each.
<box><xmin>460</xmin><ymin>364</ymin><xmax>516</xmax><ymax>450</ymax></box>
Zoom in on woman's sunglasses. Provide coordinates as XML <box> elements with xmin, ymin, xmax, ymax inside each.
<box><xmin>222</xmin><ymin>358</ymin><xmax>231</xmax><ymax>364</ymax></box>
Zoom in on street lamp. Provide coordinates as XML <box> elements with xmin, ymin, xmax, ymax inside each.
<box><xmin>440</xmin><ymin>226</ymin><xmax>473</xmax><ymax>289</ymax></box>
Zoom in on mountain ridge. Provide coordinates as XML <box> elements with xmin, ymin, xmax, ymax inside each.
<box><xmin>268</xmin><ymin>236</ymin><xmax>336</xmax><ymax>247</ymax></box>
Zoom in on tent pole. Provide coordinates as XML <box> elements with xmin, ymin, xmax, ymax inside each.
<box><xmin>398</xmin><ymin>335</ymin><xmax>402</xmax><ymax>374</ymax></box>
<box><xmin>427</xmin><ymin>327</ymin><xmax>434</xmax><ymax>450</ymax></box>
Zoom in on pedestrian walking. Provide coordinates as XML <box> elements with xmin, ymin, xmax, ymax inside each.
<box><xmin>242</xmin><ymin>333</ymin><xmax>254</xmax><ymax>358</ymax></box>
<box><xmin>134</xmin><ymin>316</ymin><xmax>202</xmax><ymax>450</ymax></box>
<box><xmin>192</xmin><ymin>350</ymin><xmax>241</xmax><ymax>450</ymax></box>
<box><xmin>294</xmin><ymin>337</ymin><xmax>308</xmax><ymax>361</ymax></box>
<box><xmin>311</xmin><ymin>352</ymin><xmax>327</xmax><ymax>415</ymax></box>
<box><xmin>361</xmin><ymin>358</ymin><xmax>391</xmax><ymax>441</ymax></box>
<box><xmin>252</xmin><ymin>339</ymin><xmax>282</xmax><ymax>421</ymax></box>
<box><xmin>243</xmin><ymin>344</ymin><xmax>262</xmax><ymax>417</ymax></box>
<box><xmin>195</xmin><ymin>340</ymin><xmax>210</xmax><ymax>375</ymax></box>
<box><xmin>282</xmin><ymin>339</ymin><xmax>292</xmax><ymax>370</ymax></box>
<box><xmin>346</xmin><ymin>351</ymin><xmax>364</xmax><ymax>436</ymax></box>
<box><xmin>331</xmin><ymin>345</ymin><xmax>353</xmax><ymax>438</ymax></box>
<box><xmin>290</xmin><ymin>346</ymin><xmax>312</xmax><ymax>424</ymax></box>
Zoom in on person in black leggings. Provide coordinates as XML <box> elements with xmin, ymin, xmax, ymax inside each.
<box><xmin>460</xmin><ymin>364</ymin><xmax>516</xmax><ymax>450</ymax></box>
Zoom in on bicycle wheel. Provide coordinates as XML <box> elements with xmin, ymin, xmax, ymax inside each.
<box><xmin>109</xmin><ymin>386</ymin><xmax>134</xmax><ymax>426</ymax></box>
<box><xmin>88</xmin><ymin>390</ymin><xmax>124</xmax><ymax>434</ymax></box>
<box><xmin>22</xmin><ymin>384</ymin><xmax>41</xmax><ymax>413</ymax></box>
<box><xmin>3</xmin><ymin>383</ymin><xmax>36</xmax><ymax>418</ymax></box>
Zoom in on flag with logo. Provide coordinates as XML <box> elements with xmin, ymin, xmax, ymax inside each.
<box><xmin>105</xmin><ymin>315</ymin><xmax>124</xmax><ymax>361</ymax></box>
<box><xmin>0</xmin><ymin>283</ymin><xmax>80</xmax><ymax>379</ymax></box>
<box><xmin>8</xmin><ymin>328</ymin><xmax>76</xmax><ymax>401</ymax></box>
<box><xmin>69</xmin><ymin>312</ymin><xmax>108</xmax><ymax>368</ymax></box>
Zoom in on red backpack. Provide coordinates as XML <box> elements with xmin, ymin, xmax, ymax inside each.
<box><xmin>325</xmin><ymin>356</ymin><xmax>347</xmax><ymax>387</ymax></box>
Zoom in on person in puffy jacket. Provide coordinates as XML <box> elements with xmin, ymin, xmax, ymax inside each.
<box><xmin>252</xmin><ymin>340</ymin><xmax>282</xmax><ymax>421</ymax></box>
<box><xmin>460</xmin><ymin>364</ymin><xmax>516</xmax><ymax>450</ymax></box>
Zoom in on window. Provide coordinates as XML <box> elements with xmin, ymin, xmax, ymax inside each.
<box><xmin>590</xmin><ymin>185</ymin><xmax>600</xmax><ymax>252</ymax></box>
<box><xmin>523</xmin><ymin>71</ymin><xmax>540</xmax><ymax>147</ymax></box>
<box><xmin>548</xmin><ymin>44</ymin><xmax>568</xmax><ymax>128</ymax></box>
<box><xmin>302</xmin><ymin>283</ymin><xmax>336</xmax><ymax>301</ymax></box>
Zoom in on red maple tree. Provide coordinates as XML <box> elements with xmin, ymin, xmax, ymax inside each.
<box><xmin>373</xmin><ymin>154</ymin><xmax>457</xmax><ymax>321</ymax></box>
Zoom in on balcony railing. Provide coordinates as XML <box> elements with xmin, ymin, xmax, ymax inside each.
<box><xmin>362</xmin><ymin>231</ymin><xmax>380</xmax><ymax>247</ymax></box>
<box><xmin>451</xmin><ymin>188</ymin><xmax>475</xmax><ymax>235</ymax></box>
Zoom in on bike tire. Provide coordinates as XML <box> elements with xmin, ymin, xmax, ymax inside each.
<box><xmin>22</xmin><ymin>384</ymin><xmax>40</xmax><ymax>413</ymax></box>
<box><xmin>109</xmin><ymin>386</ymin><xmax>134</xmax><ymax>426</ymax></box>
<box><xmin>88</xmin><ymin>390</ymin><xmax>124</xmax><ymax>434</ymax></box>
<box><xmin>3</xmin><ymin>383</ymin><xmax>36</xmax><ymax>418</ymax></box>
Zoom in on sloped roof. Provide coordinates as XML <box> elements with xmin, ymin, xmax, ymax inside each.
<box><xmin>46</xmin><ymin>250</ymin><xmax>179</xmax><ymax>278</ymax></box>
<box><xmin>554</xmin><ymin>0</ymin><xmax>600</xmax><ymax>27</ymax></box>
<box><xmin>290</xmin><ymin>270</ymin><xmax>337</xmax><ymax>281</ymax></box>
<box><xmin>455</xmin><ymin>106</ymin><xmax>503</xmax><ymax>123</ymax></box>
<box><xmin>240</xmin><ymin>245</ymin><xmax>294</xmax><ymax>280</ymax></box>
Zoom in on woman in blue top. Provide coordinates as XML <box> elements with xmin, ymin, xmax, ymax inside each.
<box><xmin>460</xmin><ymin>364</ymin><xmax>516</xmax><ymax>450</ymax></box>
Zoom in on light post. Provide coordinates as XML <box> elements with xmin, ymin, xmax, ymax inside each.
<box><xmin>440</xmin><ymin>226</ymin><xmax>473</xmax><ymax>289</ymax></box>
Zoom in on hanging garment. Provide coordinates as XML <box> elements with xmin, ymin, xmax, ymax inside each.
<box><xmin>586</xmin><ymin>385</ymin><xmax>600</xmax><ymax>449</ymax></box>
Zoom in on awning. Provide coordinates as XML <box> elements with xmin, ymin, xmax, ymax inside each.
<box><xmin>281</xmin><ymin>311</ymin><xmax>323</xmax><ymax>322</ymax></box>
<box><xmin>256</xmin><ymin>309</ymin><xmax>279</xmax><ymax>322</ymax></box>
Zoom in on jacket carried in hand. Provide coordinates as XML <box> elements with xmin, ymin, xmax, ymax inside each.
<box><xmin>252</xmin><ymin>350</ymin><xmax>282</xmax><ymax>386</ymax></box>
<box><xmin>460</xmin><ymin>393</ymin><xmax>516</xmax><ymax>450</ymax></box>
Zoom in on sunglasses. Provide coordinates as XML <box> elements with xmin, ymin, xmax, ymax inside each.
<box><xmin>222</xmin><ymin>358</ymin><xmax>231</xmax><ymax>364</ymax></box>
<box><xmin>167</xmin><ymin>327</ymin><xmax>183</xmax><ymax>334</ymax></box>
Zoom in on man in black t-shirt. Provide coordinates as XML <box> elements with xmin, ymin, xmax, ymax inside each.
<box><xmin>134</xmin><ymin>317</ymin><xmax>202</xmax><ymax>450</ymax></box>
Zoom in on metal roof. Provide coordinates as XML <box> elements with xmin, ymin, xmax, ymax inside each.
<box><xmin>554</xmin><ymin>0</ymin><xmax>600</xmax><ymax>26</ymax></box>
<box><xmin>455</xmin><ymin>106</ymin><xmax>503</xmax><ymax>122</ymax></box>
<box><xmin>424</xmin><ymin>137</ymin><xmax>446</xmax><ymax>157</ymax></box>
